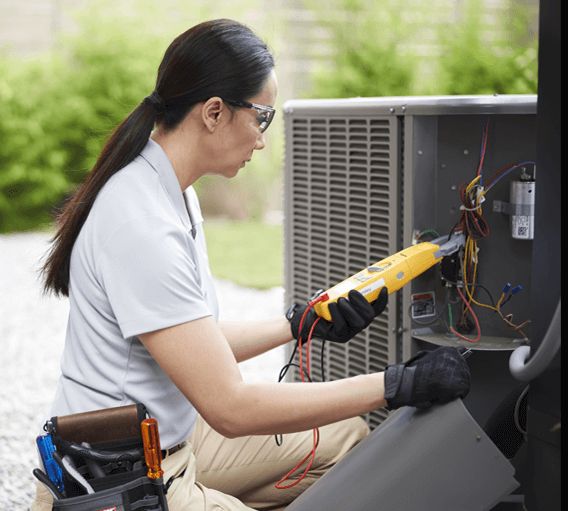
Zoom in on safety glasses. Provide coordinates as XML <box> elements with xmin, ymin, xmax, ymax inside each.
<box><xmin>223</xmin><ymin>98</ymin><xmax>276</xmax><ymax>133</ymax></box>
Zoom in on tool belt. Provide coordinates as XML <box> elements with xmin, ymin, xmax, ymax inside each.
<box><xmin>35</xmin><ymin>403</ymin><xmax>169</xmax><ymax>511</ymax></box>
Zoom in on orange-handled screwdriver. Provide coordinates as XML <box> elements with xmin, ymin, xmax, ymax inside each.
<box><xmin>141</xmin><ymin>418</ymin><xmax>163</xmax><ymax>480</ymax></box>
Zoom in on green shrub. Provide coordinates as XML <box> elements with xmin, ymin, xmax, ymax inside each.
<box><xmin>0</xmin><ymin>10</ymin><xmax>164</xmax><ymax>232</ymax></box>
<box><xmin>1</xmin><ymin>57</ymin><xmax>56</xmax><ymax>230</ymax></box>
<box><xmin>307</xmin><ymin>0</ymin><xmax>537</xmax><ymax>99</ymax></box>
<box><xmin>308</xmin><ymin>0</ymin><xmax>415</xmax><ymax>98</ymax></box>
<box><xmin>437</xmin><ymin>0</ymin><xmax>538</xmax><ymax>95</ymax></box>
<box><xmin>0</xmin><ymin>0</ymin><xmax>284</xmax><ymax>233</ymax></box>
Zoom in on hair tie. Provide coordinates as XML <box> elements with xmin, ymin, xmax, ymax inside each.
<box><xmin>143</xmin><ymin>91</ymin><xmax>166</xmax><ymax>114</ymax></box>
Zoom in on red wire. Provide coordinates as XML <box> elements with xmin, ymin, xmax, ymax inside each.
<box><xmin>306</xmin><ymin>317</ymin><xmax>321</xmax><ymax>376</ymax></box>
<box><xmin>275</xmin><ymin>303</ymin><xmax>324</xmax><ymax>490</ymax></box>
<box><xmin>450</xmin><ymin>286</ymin><xmax>481</xmax><ymax>343</ymax></box>
<box><xmin>275</xmin><ymin>428</ymin><xmax>320</xmax><ymax>489</ymax></box>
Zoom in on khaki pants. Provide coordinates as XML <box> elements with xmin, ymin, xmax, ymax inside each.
<box><xmin>31</xmin><ymin>415</ymin><xmax>369</xmax><ymax>510</ymax></box>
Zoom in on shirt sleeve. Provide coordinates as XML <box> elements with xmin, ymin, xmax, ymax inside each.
<box><xmin>99</xmin><ymin>216</ymin><xmax>212</xmax><ymax>338</ymax></box>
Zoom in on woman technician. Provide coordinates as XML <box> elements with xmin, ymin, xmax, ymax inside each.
<box><xmin>36</xmin><ymin>19</ymin><xmax>470</xmax><ymax>511</ymax></box>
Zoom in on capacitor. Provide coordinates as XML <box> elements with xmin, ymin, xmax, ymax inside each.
<box><xmin>510</xmin><ymin>167</ymin><xmax>535</xmax><ymax>240</ymax></box>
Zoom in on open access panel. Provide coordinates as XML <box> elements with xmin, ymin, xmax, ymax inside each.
<box><xmin>283</xmin><ymin>95</ymin><xmax>536</xmax><ymax>431</ymax></box>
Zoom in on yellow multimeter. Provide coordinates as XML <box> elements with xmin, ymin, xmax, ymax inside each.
<box><xmin>312</xmin><ymin>234</ymin><xmax>465</xmax><ymax>321</ymax></box>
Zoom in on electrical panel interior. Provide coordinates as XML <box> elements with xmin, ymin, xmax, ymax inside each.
<box><xmin>283</xmin><ymin>96</ymin><xmax>537</xmax><ymax>430</ymax></box>
<box><xmin>404</xmin><ymin>113</ymin><xmax>536</xmax><ymax>353</ymax></box>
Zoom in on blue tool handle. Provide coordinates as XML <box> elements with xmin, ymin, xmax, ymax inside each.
<box><xmin>36</xmin><ymin>434</ymin><xmax>65</xmax><ymax>493</ymax></box>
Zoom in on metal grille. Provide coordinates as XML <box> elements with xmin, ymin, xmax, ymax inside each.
<box><xmin>284</xmin><ymin>114</ymin><xmax>400</xmax><ymax>429</ymax></box>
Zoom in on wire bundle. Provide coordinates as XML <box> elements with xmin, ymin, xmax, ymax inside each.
<box><xmin>449</xmin><ymin>121</ymin><xmax>532</xmax><ymax>342</ymax></box>
<box><xmin>450</xmin><ymin>159</ymin><xmax>490</xmax><ymax>341</ymax></box>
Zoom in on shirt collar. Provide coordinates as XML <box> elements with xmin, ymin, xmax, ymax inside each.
<box><xmin>139</xmin><ymin>138</ymin><xmax>194</xmax><ymax>232</ymax></box>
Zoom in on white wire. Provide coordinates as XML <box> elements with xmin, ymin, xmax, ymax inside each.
<box><xmin>62</xmin><ymin>455</ymin><xmax>95</xmax><ymax>494</ymax></box>
<box><xmin>459</xmin><ymin>204</ymin><xmax>483</xmax><ymax>212</ymax></box>
<box><xmin>514</xmin><ymin>385</ymin><xmax>529</xmax><ymax>436</ymax></box>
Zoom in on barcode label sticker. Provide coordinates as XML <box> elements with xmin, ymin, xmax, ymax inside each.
<box><xmin>513</xmin><ymin>216</ymin><xmax>530</xmax><ymax>239</ymax></box>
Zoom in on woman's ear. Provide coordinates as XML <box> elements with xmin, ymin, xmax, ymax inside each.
<box><xmin>201</xmin><ymin>97</ymin><xmax>225</xmax><ymax>133</ymax></box>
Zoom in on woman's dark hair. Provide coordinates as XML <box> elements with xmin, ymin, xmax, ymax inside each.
<box><xmin>42</xmin><ymin>19</ymin><xmax>274</xmax><ymax>296</ymax></box>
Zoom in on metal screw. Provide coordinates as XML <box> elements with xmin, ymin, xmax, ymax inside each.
<box><xmin>441</xmin><ymin>163</ymin><xmax>447</xmax><ymax>168</ymax></box>
<box><xmin>451</xmin><ymin>184</ymin><xmax>457</xmax><ymax>191</ymax></box>
<box><xmin>389</xmin><ymin>107</ymin><xmax>395</xmax><ymax>114</ymax></box>
<box><xmin>417</xmin><ymin>150</ymin><xmax>423</xmax><ymax>155</ymax></box>
<box><xmin>464</xmin><ymin>149</ymin><xmax>469</xmax><ymax>155</ymax></box>
<box><xmin>401</xmin><ymin>105</ymin><xmax>407</xmax><ymax>112</ymax></box>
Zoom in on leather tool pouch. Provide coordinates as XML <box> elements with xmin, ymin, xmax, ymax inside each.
<box><xmin>50</xmin><ymin>403</ymin><xmax>147</xmax><ymax>450</ymax></box>
<box><xmin>43</xmin><ymin>403</ymin><xmax>169</xmax><ymax>510</ymax></box>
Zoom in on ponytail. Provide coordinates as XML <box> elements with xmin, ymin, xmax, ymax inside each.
<box><xmin>41</xmin><ymin>19</ymin><xmax>274</xmax><ymax>297</ymax></box>
<box><xmin>42</xmin><ymin>100</ymin><xmax>158</xmax><ymax>296</ymax></box>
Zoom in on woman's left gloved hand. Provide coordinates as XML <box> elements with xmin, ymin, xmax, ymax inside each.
<box><xmin>383</xmin><ymin>346</ymin><xmax>471</xmax><ymax>410</ymax></box>
<box><xmin>287</xmin><ymin>287</ymin><xmax>388</xmax><ymax>343</ymax></box>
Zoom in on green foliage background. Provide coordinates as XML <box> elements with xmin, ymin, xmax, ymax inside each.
<box><xmin>437</xmin><ymin>0</ymin><xmax>538</xmax><ymax>94</ymax></box>
<box><xmin>0</xmin><ymin>0</ymin><xmax>538</xmax><ymax>233</ymax></box>
<box><xmin>0</xmin><ymin>0</ymin><xmax>284</xmax><ymax>233</ymax></box>
<box><xmin>1</xmin><ymin>8</ymin><xmax>159</xmax><ymax>231</ymax></box>
<box><xmin>309</xmin><ymin>0</ymin><xmax>537</xmax><ymax>98</ymax></box>
<box><xmin>308</xmin><ymin>0</ymin><xmax>416</xmax><ymax>98</ymax></box>
<box><xmin>204</xmin><ymin>220</ymin><xmax>283</xmax><ymax>289</ymax></box>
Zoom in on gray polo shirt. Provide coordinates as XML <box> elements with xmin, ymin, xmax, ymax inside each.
<box><xmin>50</xmin><ymin>138</ymin><xmax>219</xmax><ymax>448</ymax></box>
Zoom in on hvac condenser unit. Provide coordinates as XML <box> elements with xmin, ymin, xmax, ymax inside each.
<box><xmin>283</xmin><ymin>95</ymin><xmax>537</xmax><ymax>429</ymax></box>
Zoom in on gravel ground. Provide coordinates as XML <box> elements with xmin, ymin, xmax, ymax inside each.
<box><xmin>0</xmin><ymin>232</ymin><xmax>286</xmax><ymax>510</ymax></box>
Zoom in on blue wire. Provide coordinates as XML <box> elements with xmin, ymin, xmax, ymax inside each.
<box><xmin>511</xmin><ymin>284</ymin><xmax>524</xmax><ymax>295</ymax></box>
<box><xmin>501</xmin><ymin>284</ymin><xmax>524</xmax><ymax>307</ymax></box>
<box><xmin>486</xmin><ymin>161</ymin><xmax>536</xmax><ymax>191</ymax></box>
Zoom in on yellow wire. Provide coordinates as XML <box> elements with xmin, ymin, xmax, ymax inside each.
<box><xmin>460</xmin><ymin>176</ymin><xmax>494</xmax><ymax>311</ymax></box>
<box><xmin>463</xmin><ymin>234</ymin><xmax>498</xmax><ymax>313</ymax></box>
<box><xmin>463</xmin><ymin>238</ymin><xmax>528</xmax><ymax>336</ymax></box>
<box><xmin>466</xmin><ymin>175</ymin><xmax>482</xmax><ymax>193</ymax></box>
<box><xmin>496</xmin><ymin>292</ymin><xmax>506</xmax><ymax>308</ymax></box>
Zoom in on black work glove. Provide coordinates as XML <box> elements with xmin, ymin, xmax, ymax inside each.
<box><xmin>384</xmin><ymin>346</ymin><xmax>471</xmax><ymax>410</ymax></box>
<box><xmin>287</xmin><ymin>287</ymin><xmax>388</xmax><ymax>343</ymax></box>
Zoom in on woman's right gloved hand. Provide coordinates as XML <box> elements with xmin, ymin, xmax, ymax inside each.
<box><xmin>287</xmin><ymin>288</ymin><xmax>388</xmax><ymax>344</ymax></box>
<box><xmin>384</xmin><ymin>346</ymin><xmax>471</xmax><ymax>410</ymax></box>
